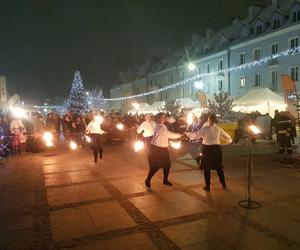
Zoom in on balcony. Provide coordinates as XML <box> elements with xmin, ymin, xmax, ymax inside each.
<box><xmin>268</xmin><ymin>58</ymin><xmax>279</xmax><ymax>66</ymax></box>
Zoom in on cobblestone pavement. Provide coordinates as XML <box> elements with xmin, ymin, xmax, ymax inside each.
<box><xmin>0</xmin><ymin>142</ymin><xmax>300</xmax><ymax>250</ymax></box>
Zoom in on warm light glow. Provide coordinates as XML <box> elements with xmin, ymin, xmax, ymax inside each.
<box><xmin>70</xmin><ymin>141</ymin><xmax>77</xmax><ymax>150</ymax></box>
<box><xmin>116</xmin><ymin>123</ymin><xmax>124</xmax><ymax>130</ymax></box>
<box><xmin>134</xmin><ymin>141</ymin><xmax>144</xmax><ymax>152</ymax></box>
<box><xmin>10</xmin><ymin>107</ymin><xmax>28</xmax><ymax>119</ymax></box>
<box><xmin>249</xmin><ymin>125</ymin><xmax>260</xmax><ymax>135</ymax></box>
<box><xmin>132</xmin><ymin>102</ymin><xmax>139</xmax><ymax>110</ymax></box>
<box><xmin>85</xmin><ymin>135</ymin><xmax>91</xmax><ymax>143</ymax></box>
<box><xmin>94</xmin><ymin>115</ymin><xmax>104</xmax><ymax>124</ymax></box>
<box><xmin>187</xmin><ymin>112</ymin><xmax>193</xmax><ymax>125</ymax></box>
<box><xmin>188</xmin><ymin>63</ymin><xmax>196</xmax><ymax>71</ymax></box>
<box><xmin>43</xmin><ymin>132</ymin><xmax>54</xmax><ymax>147</ymax></box>
<box><xmin>194</xmin><ymin>80</ymin><xmax>204</xmax><ymax>89</ymax></box>
<box><xmin>170</xmin><ymin>141</ymin><xmax>181</xmax><ymax>149</ymax></box>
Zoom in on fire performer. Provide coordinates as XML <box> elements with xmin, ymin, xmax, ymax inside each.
<box><xmin>137</xmin><ymin>114</ymin><xmax>156</xmax><ymax>168</ymax></box>
<box><xmin>145</xmin><ymin>113</ymin><xmax>182</xmax><ymax>188</ymax></box>
<box><xmin>185</xmin><ymin>114</ymin><xmax>232</xmax><ymax>192</ymax></box>
<box><xmin>86</xmin><ymin>115</ymin><xmax>105</xmax><ymax>163</ymax></box>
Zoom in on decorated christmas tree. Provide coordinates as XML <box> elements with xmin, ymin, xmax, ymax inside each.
<box><xmin>68</xmin><ymin>71</ymin><xmax>89</xmax><ymax>114</ymax></box>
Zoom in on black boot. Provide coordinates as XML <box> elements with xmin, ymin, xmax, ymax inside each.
<box><xmin>163</xmin><ymin>180</ymin><xmax>173</xmax><ymax>186</ymax></box>
<box><xmin>203</xmin><ymin>186</ymin><xmax>210</xmax><ymax>192</ymax></box>
<box><xmin>145</xmin><ymin>178</ymin><xmax>151</xmax><ymax>188</ymax></box>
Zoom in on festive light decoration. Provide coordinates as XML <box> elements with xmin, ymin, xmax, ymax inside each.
<box><xmin>10</xmin><ymin>107</ymin><xmax>28</xmax><ymax>118</ymax></box>
<box><xmin>103</xmin><ymin>46</ymin><xmax>300</xmax><ymax>101</ymax></box>
<box><xmin>43</xmin><ymin>132</ymin><xmax>54</xmax><ymax>147</ymax></box>
<box><xmin>249</xmin><ymin>125</ymin><xmax>260</xmax><ymax>135</ymax></box>
<box><xmin>70</xmin><ymin>141</ymin><xmax>78</xmax><ymax>150</ymax></box>
<box><xmin>88</xmin><ymin>87</ymin><xmax>108</xmax><ymax>111</ymax></box>
<box><xmin>68</xmin><ymin>71</ymin><xmax>89</xmax><ymax>114</ymax></box>
<box><xmin>132</xmin><ymin>102</ymin><xmax>139</xmax><ymax>110</ymax></box>
<box><xmin>170</xmin><ymin>141</ymin><xmax>181</xmax><ymax>149</ymax></box>
<box><xmin>85</xmin><ymin>135</ymin><xmax>91</xmax><ymax>143</ymax></box>
<box><xmin>134</xmin><ymin>141</ymin><xmax>144</xmax><ymax>152</ymax></box>
<box><xmin>194</xmin><ymin>80</ymin><xmax>204</xmax><ymax>90</ymax></box>
<box><xmin>116</xmin><ymin>123</ymin><xmax>124</xmax><ymax>130</ymax></box>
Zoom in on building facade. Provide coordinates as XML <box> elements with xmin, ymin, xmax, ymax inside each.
<box><xmin>110</xmin><ymin>0</ymin><xmax>300</xmax><ymax>113</ymax></box>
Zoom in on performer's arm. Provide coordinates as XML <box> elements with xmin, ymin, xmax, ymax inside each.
<box><xmin>220</xmin><ymin>128</ymin><xmax>232</xmax><ymax>143</ymax></box>
<box><xmin>185</xmin><ymin>128</ymin><xmax>205</xmax><ymax>140</ymax></box>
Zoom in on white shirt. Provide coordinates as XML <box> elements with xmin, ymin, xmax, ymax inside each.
<box><xmin>186</xmin><ymin>124</ymin><xmax>232</xmax><ymax>145</ymax></box>
<box><xmin>137</xmin><ymin>121</ymin><xmax>156</xmax><ymax>137</ymax></box>
<box><xmin>151</xmin><ymin>123</ymin><xmax>181</xmax><ymax>148</ymax></box>
<box><xmin>86</xmin><ymin>121</ymin><xmax>105</xmax><ymax>134</ymax></box>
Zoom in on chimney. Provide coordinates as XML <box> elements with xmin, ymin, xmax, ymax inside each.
<box><xmin>248</xmin><ymin>5</ymin><xmax>261</xmax><ymax>20</ymax></box>
<box><xmin>206</xmin><ymin>28</ymin><xmax>215</xmax><ymax>41</ymax></box>
<box><xmin>272</xmin><ymin>0</ymin><xmax>278</xmax><ymax>9</ymax></box>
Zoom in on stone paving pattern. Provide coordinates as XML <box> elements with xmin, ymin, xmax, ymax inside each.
<box><xmin>0</xmin><ymin>142</ymin><xmax>300</xmax><ymax>249</ymax></box>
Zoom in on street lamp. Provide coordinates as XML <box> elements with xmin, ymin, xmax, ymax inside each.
<box><xmin>239</xmin><ymin>124</ymin><xmax>261</xmax><ymax>209</ymax></box>
<box><xmin>188</xmin><ymin>62</ymin><xmax>196</xmax><ymax>71</ymax></box>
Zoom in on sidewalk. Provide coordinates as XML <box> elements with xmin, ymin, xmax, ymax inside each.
<box><xmin>0</xmin><ymin>143</ymin><xmax>299</xmax><ymax>249</ymax></box>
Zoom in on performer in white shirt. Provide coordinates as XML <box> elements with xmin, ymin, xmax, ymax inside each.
<box><xmin>186</xmin><ymin>114</ymin><xmax>232</xmax><ymax>192</ymax></box>
<box><xmin>137</xmin><ymin>114</ymin><xmax>156</xmax><ymax>167</ymax></box>
<box><xmin>145</xmin><ymin>112</ymin><xmax>181</xmax><ymax>188</ymax></box>
<box><xmin>86</xmin><ymin>115</ymin><xmax>105</xmax><ymax>163</ymax></box>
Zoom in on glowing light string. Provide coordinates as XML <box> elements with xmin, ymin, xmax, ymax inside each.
<box><xmin>104</xmin><ymin>46</ymin><xmax>300</xmax><ymax>101</ymax></box>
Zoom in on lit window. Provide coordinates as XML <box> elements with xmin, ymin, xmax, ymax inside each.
<box><xmin>271</xmin><ymin>71</ymin><xmax>278</xmax><ymax>89</ymax></box>
<box><xmin>218</xmin><ymin>59</ymin><xmax>223</xmax><ymax>71</ymax></box>
<box><xmin>240</xmin><ymin>77</ymin><xmax>246</xmax><ymax>88</ymax></box>
<box><xmin>292</xmin><ymin>10</ymin><xmax>300</xmax><ymax>22</ymax></box>
<box><xmin>256</xmin><ymin>25</ymin><xmax>263</xmax><ymax>35</ymax></box>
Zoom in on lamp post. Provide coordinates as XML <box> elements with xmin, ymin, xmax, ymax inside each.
<box><xmin>239</xmin><ymin>125</ymin><xmax>261</xmax><ymax>209</ymax></box>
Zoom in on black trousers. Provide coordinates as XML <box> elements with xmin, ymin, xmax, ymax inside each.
<box><xmin>90</xmin><ymin>134</ymin><xmax>103</xmax><ymax>162</ymax></box>
<box><xmin>202</xmin><ymin>144</ymin><xmax>226</xmax><ymax>187</ymax></box>
<box><xmin>278</xmin><ymin>133</ymin><xmax>292</xmax><ymax>154</ymax></box>
<box><xmin>146</xmin><ymin>145</ymin><xmax>171</xmax><ymax>182</ymax></box>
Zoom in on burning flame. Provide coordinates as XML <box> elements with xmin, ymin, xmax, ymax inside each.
<box><xmin>70</xmin><ymin>141</ymin><xmax>77</xmax><ymax>150</ymax></box>
<box><xmin>43</xmin><ymin>132</ymin><xmax>54</xmax><ymax>147</ymax></box>
<box><xmin>134</xmin><ymin>141</ymin><xmax>144</xmax><ymax>152</ymax></box>
<box><xmin>170</xmin><ymin>141</ymin><xmax>181</xmax><ymax>149</ymax></box>
<box><xmin>249</xmin><ymin>125</ymin><xmax>260</xmax><ymax>135</ymax></box>
<box><xmin>187</xmin><ymin>112</ymin><xmax>193</xmax><ymax>125</ymax></box>
<box><xmin>85</xmin><ymin>135</ymin><xmax>91</xmax><ymax>143</ymax></box>
<box><xmin>116</xmin><ymin>123</ymin><xmax>124</xmax><ymax>130</ymax></box>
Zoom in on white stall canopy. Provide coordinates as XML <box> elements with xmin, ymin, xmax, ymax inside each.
<box><xmin>176</xmin><ymin>98</ymin><xmax>200</xmax><ymax>109</ymax></box>
<box><xmin>143</xmin><ymin>101</ymin><xmax>165</xmax><ymax>114</ymax></box>
<box><xmin>232</xmin><ymin>88</ymin><xmax>287</xmax><ymax>117</ymax></box>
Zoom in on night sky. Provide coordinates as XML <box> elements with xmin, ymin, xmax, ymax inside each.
<box><xmin>0</xmin><ymin>0</ymin><xmax>270</xmax><ymax>104</ymax></box>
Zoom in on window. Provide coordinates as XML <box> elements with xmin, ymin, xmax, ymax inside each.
<box><xmin>271</xmin><ymin>71</ymin><xmax>278</xmax><ymax>89</ymax></box>
<box><xmin>218</xmin><ymin>59</ymin><xmax>223</xmax><ymax>71</ymax></box>
<box><xmin>218</xmin><ymin>80</ymin><xmax>223</xmax><ymax>91</ymax></box>
<box><xmin>290</xmin><ymin>37</ymin><xmax>298</xmax><ymax>49</ymax></box>
<box><xmin>181</xmin><ymin>71</ymin><xmax>185</xmax><ymax>80</ymax></box>
<box><xmin>271</xmin><ymin>43</ymin><xmax>278</xmax><ymax>55</ymax></box>
<box><xmin>240</xmin><ymin>77</ymin><xmax>246</xmax><ymax>88</ymax></box>
<box><xmin>273</xmin><ymin>18</ymin><xmax>280</xmax><ymax>29</ymax></box>
<box><xmin>207</xmin><ymin>64</ymin><xmax>210</xmax><ymax>73</ymax></box>
<box><xmin>204</xmin><ymin>47</ymin><xmax>209</xmax><ymax>54</ymax></box>
<box><xmin>254</xmin><ymin>48</ymin><xmax>260</xmax><ymax>61</ymax></box>
<box><xmin>240</xmin><ymin>53</ymin><xmax>246</xmax><ymax>65</ymax></box>
<box><xmin>256</xmin><ymin>25</ymin><xmax>263</xmax><ymax>35</ymax></box>
<box><xmin>255</xmin><ymin>74</ymin><xmax>261</xmax><ymax>87</ymax></box>
<box><xmin>206</xmin><ymin>82</ymin><xmax>211</xmax><ymax>93</ymax></box>
<box><xmin>293</xmin><ymin>10</ymin><xmax>300</xmax><ymax>22</ymax></box>
<box><xmin>290</xmin><ymin>66</ymin><xmax>299</xmax><ymax>81</ymax></box>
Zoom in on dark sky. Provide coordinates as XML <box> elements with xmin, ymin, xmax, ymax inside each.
<box><xmin>0</xmin><ymin>0</ymin><xmax>270</xmax><ymax>104</ymax></box>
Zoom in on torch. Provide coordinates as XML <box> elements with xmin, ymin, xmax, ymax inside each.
<box><xmin>70</xmin><ymin>140</ymin><xmax>78</xmax><ymax>150</ymax></box>
<box><xmin>43</xmin><ymin>132</ymin><xmax>54</xmax><ymax>147</ymax></box>
<box><xmin>239</xmin><ymin>124</ymin><xmax>261</xmax><ymax>209</ymax></box>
